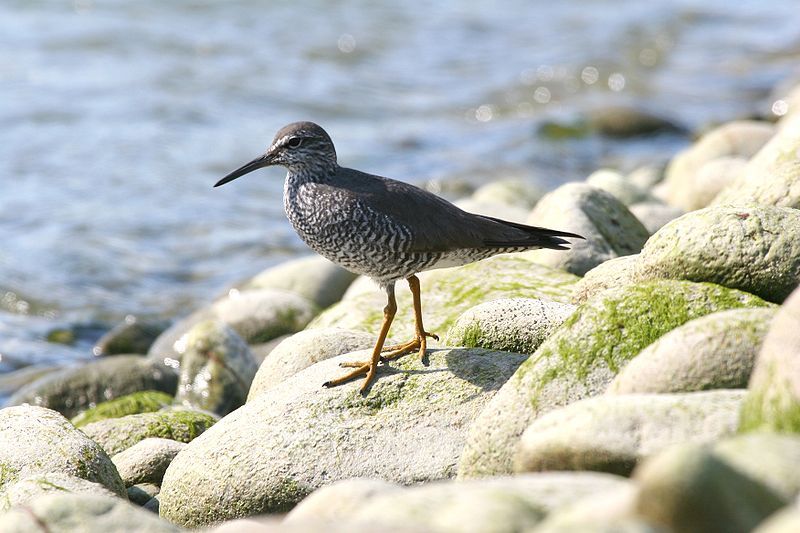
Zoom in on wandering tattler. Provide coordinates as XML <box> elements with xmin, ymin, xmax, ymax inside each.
<box><xmin>215</xmin><ymin>121</ymin><xmax>582</xmax><ymax>393</ymax></box>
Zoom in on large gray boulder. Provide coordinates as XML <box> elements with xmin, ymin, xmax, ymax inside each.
<box><xmin>5</xmin><ymin>355</ymin><xmax>177</xmax><ymax>418</ymax></box>
<box><xmin>633</xmin><ymin>205</ymin><xmax>800</xmax><ymax>303</ymax></box>
<box><xmin>0</xmin><ymin>406</ymin><xmax>125</xmax><ymax>498</ymax></box>
<box><xmin>522</xmin><ymin>183</ymin><xmax>649</xmax><ymax>276</ymax></box>
<box><xmin>608</xmin><ymin>308</ymin><xmax>776</xmax><ymax>394</ymax></box>
<box><xmin>514</xmin><ymin>390</ymin><xmax>745</xmax><ymax>476</ymax></box>
<box><xmin>111</xmin><ymin>438</ymin><xmax>186</xmax><ymax>487</ymax></box>
<box><xmin>457</xmin><ymin>280</ymin><xmax>770</xmax><ymax>478</ymax></box>
<box><xmin>158</xmin><ymin>347</ymin><xmax>528</xmax><ymax>528</ymax></box>
<box><xmin>1</xmin><ymin>473</ymin><xmax>119</xmax><ymax>512</ymax></box>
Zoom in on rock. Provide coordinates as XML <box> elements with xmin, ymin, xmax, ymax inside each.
<box><xmin>453</xmin><ymin>197</ymin><xmax>530</xmax><ymax>223</ymax></box>
<box><xmin>70</xmin><ymin>391</ymin><xmax>174</xmax><ymax>428</ymax></box>
<box><xmin>284</xmin><ymin>478</ymin><xmax>402</xmax><ymax>524</ymax></box>
<box><xmin>444</xmin><ymin>298</ymin><xmax>575</xmax><ymax>355</ymax></box>
<box><xmin>522</xmin><ymin>183</ymin><xmax>649</xmax><ymax>276</ymax></box>
<box><xmin>0</xmin><ymin>364</ymin><xmax>61</xmax><ymax>398</ymax></box>
<box><xmin>740</xmin><ymin>285</ymin><xmax>800</xmax><ymax>432</ymax></box>
<box><xmin>754</xmin><ymin>506</ymin><xmax>800</xmax><ymax>533</ymax></box>
<box><xmin>629</xmin><ymin>201</ymin><xmax>684</xmax><ymax>234</ymax></box>
<box><xmin>148</xmin><ymin>288</ymin><xmax>317</xmax><ymax>365</ymax></box>
<box><xmin>1</xmin><ymin>473</ymin><xmax>120</xmax><ymax>512</ymax></box>
<box><xmin>633</xmin><ymin>206</ymin><xmax>800</xmax><ymax>303</ymax></box>
<box><xmin>128</xmin><ymin>483</ymin><xmax>160</xmax><ymax>506</ymax></box>
<box><xmin>470</xmin><ymin>179</ymin><xmax>544</xmax><ymax>210</ymax></box>
<box><xmin>248</xmin><ymin>328</ymin><xmax>375</xmax><ymax>399</ymax></box>
<box><xmin>235</xmin><ymin>255</ymin><xmax>358</xmax><ymax>309</ymax></box>
<box><xmin>80</xmin><ymin>409</ymin><xmax>216</xmax><ymax>456</ymax></box>
<box><xmin>143</xmin><ymin>495</ymin><xmax>159</xmax><ymax>514</ymax></box>
<box><xmin>608</xmin><ymin>308</ymin><xmax>776</xmax><ymax>394</ymax></box>
<box><xmin>288</xmin><ymin>473</ymin><xmax>628</xmax><ymax>533</ymax></box>
<box><xmin>5</xmin><ymin>355</ymin><xmax>178</xmax><ymax>418</ymax></box>
<box><xmin>175</xmin><ymin>321</ymin><xmax>258</xmax><ymax>416</ymax></box>
<box><xmin>249</xmin><ymin>335</ymin><xmax>290</xmax><ymax>365</ymax></box>
<box><xmin>663</xmin><ymin>120</ymin><xmax>775</xmax><ymax>210</ymax></box>
<box><xmin>570</xmin><ymin>255</ymin><xmax>638</xmax><ymax>305</ymax></box>
<box><xmin>0</xmin><ymin>493</ymin><xmax>181</xmax><ymax>532</ymax></box>
<box><xmin>457</xmin><ymin>280</ymin><xmax>770</xmax><ymax>478</ymax></box>
<box><xmin>158</xmin><ymin>347</ymin><xmax>528</xmax><ymax>527</ymax></box>
<box><xmin>111</xmin><ymin>438</ymin><xmax>186</xmax><ymax>487</ymax></box>
<box><xmin>633</xmin><ymin>444</ymin><xmax>786</xmax><ymax>533</ymax></box>
<box><xmin>93</xmin><ymin>316</ymin><xmax>170</xmax><ymax>356</ymax></box>
<box><xmin>308</xmin><ymin>254</ymin><xmax>578</xmax><ymax>342</ymax></box>
<box><xmin>713</xmin><ymin>433</ymin><xmax>800</xmax><ymax>501</ymax></box>
<box><xmin>627</xmin><ymin>163</ymin><xmax>666</xmax><ymax>190</ymax></box>
<box><xmin>586</xmin><ymin>169</ymin><xmax>651</xmax><ymax>206</ymax></box>
<box><xmin>713</xmin><ymin>113</ymin><xmax>800</xmax><ymax>208</ymax></box>
<box><xmin>514</xmin><ymin>390</ymin><xmax>745</xmax><ymax>476</ymax></box>
<box><xmin>0</xmin><ymin>406</ymin><xmax>125</xmax><ymax>497</ymax></box>
<box><xmin>586</xmin><ymin>106</ymin><xmax>687</xmax><ymax>138</ymax></box>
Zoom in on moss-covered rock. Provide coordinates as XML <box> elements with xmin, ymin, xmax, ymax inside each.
<box><xmin>80</xmin><ymin>409</ymin><xmax>216</xmax><ymax>456</ymax></box>
<box><xmin>444</xmin><ymin>298</ymin><xmax>575</xmax><ymax>355</ymax></box>
<box><xmin>571</xmin><ymin>255</ymin><xmax>638</xmax><ymax>305</ymax></box>
<box><xmin>457</xmin><ymin>280</ymin><xmax>771</xmax><ymax>478</ymax></box>
<box><xmin>175</xmin><ymin>321</ymin><xmax>258</xmax><ymax>416</ymax></box>
<box><xmin>111</xmin><ymin>438</ymin><xmax>186</xmax><ymax>487</ymax></box>
<box><xmin>712</xmin><ymin>113</ymin><xmax>800</xmax><ymax>208</ymax></box>
<box><xmin>1</xmin><ymin>473</ymin><xmax>119</xmax><ymax>512</ymax></box>
<box><xmin>585</xmin><ymin>106</ymin><xmax>687</xmax><ymax>138</ymax></box>
<box><xmin>308</xmin><ymin>254</ymin><xmax>579</xmax><ymax>342</ymax></box>
<box><xmin>0</xmin><ymin>406</ymin><xmax>125</xmax><ymax>498</ymax></box>
<box><xmin>71</xmin><ymin>391</ymin><xmax>174</xmax><ymax>428</ymax></box>
<box><xmin>93</xmin><ymin>316</ymin><xmax>170</xmax><ymax>356</ymax></box>
<box><xmin>514</xmin><ymin>390</ymin><xmax>745</xmax><ymax>476</ymax></box>
<box><xmin>634</xmin><ymin>206</ymin><xmax>800</xmax><ymax>303</ymax></box>
<box><xmin>608</xmin><ymin>308</ymin><xmax>776</xmax><ymax>394</ymax></box>
<box><xmin>522</xmin><ymin>183</ymin><xmax>649</xmax><ymax>276</ymax></box>
<box><xmin>248</xmin><ymin>328</ymin><xmax>375</xmax><ymax>399</ymax></box>
<box><xmin>0</xmin><ymin>493</ymin><xmax>181</xmax><ymax>532</ymax></box>
<box><xmin>158</xmin><ymin>347</ymin><xmax>528</xmax><ymax>527</ymax></box>
<box><xmin>740</xmin><ymin>285</ymin><xmax>800</xmax><ymax>433</ymax></box>
<box><xmin>4</xmin><ymin>355</ymin><xmax>177</xmax><ymax>419</ymax></box>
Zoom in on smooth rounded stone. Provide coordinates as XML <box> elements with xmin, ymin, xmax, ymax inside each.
<box><xmin>754</xmin><ymin>506</ymin><xmax>800</xmax><ymax>533</ymax></box>
<box><xmin>0</xmin><ymin>406</ymin><xmax>125</xmax><ymax>497</ymax></box>
<box><xmin>175</xmin><ymin>321</ymin><xmax>258</xmax><ymax>416</ymax></box>
<box><xmin>128</xmin><ymin>483</ymin><xmax>160</xmax><ymax>506</ymax></box>
<box><xmin>585</xmin><ymin>169</ymin><xmax>651</xmax><ymax>206</ymax></box>
<box><xmin>111</xmin><ymin>438</ymin><xmax>186</xmax><ymax>487</ymax></box>
<box><xmin>514</xmin><ymin>390</ymin><xmax>745</xmax><ymax>476</ymax></box>
<box><xmin>93</xmin><ymin>316</ymin><xmax>170</xmax><ymax>356</ymax></box>
<box><xmin>158</xmin><ymin>347</ymin><xmax>529</xmax><ymax>527</ymax></box>
<box><xmin>284</xmin><ymin>478</ymin><xmax>402</xmax><ymax>524</ymax></box>
<box><xmin>470</xmin><ymin>179</ymin><xmax>544</xmax><ymax>210</ymax></box>
<box><xmin>212</xmin><ymin>517</ymin><xmax>425</xmax><ymax>533</ymax></box>
<box><xmin>740</xmin><ymin>285</ymin><xmax>800</xmax><ymax>432</ymax></box>
<box><xmin>147</xmin><ymin>288</ymin><xmax>318</xmax><ymax>364</ymax></box>
<box><xmin>1</xmin><ymin>473</ymin><xmax>120</xmax><ymax>512</ymax></box>
<box><xmin>81</xmin><ymin>408</ymin><xmax>217</xmax><ymax>456</ymax></box>
<box><xmin>634</xmin><ymin>205</ymin><xmax>800</xmax><ymax>303</ymax></box>
<box><xmin>627</xmin><ymin>163</ymin><xmax>666</xmax><ymax>190</ymax></box>
<box><xmin>308</xmin><ymin>254</ymin><xmax>579</xmax><ymax>343</ymax></box>
<box><xmin>457</xmin><ymin>280</ymin><xmax>771</xmax><ymax>478</ymax></box>
<box><xmin>688</xmin><ymin>157</ymin><xmax>749</xmax><ymax>210</ymax></box>
<box><xmin>444</xmin><ymin>298</ymin><xmax>576</xmax><ymax>355</ymax></box>
<box><xmin>633</xmin><ymin>444</ymin><xmax>787</xmax><ymax>533</ymax></box>
<box><xmin>629</xmin><ymin>201</ymin><xmax>684</xmax><ymax>235</ymax></box>
<box><xmin>0</xmin><ymin>364</ymin><xmax>61</xmax><ymax>398</ymax></box>
<box><xmin>713</xmin><ymin>433</ymin><xmax>800</xmax><ymax>501</ymax></box>
<box><xmin>71</xmin><ymin>391</ymin><xmax>174</xmax><ymax>428</ymax></box>
<box><xmin>5</xmin><ymin>355</ymin><xmax>178</xmax><ymax>418</ymax></box>
<box><xmin>570</xmin><ymin>255</ymin><xmax>638</xmax><ymax>305</ymax></box>
<box><xmin>248</xmin><ymin>328</ymin><xmax>375</xmax><ymax>399</ymax></box>
<box><xmin>0</xmin><ymin>493</ymin><xmax>181</xmax><ymax>532</ymax></box>
<box><xmin>249</xmin><ymin>335</ymin><xmax>291</xmax><ymax>365</ymax></box>
<box><xmin>663</xmin><ymin>120</ymin><xmax>775</xmax><ymax>210</ymax></box>
<box><xmin>453</xmin><ymin>197</ymin><xmax>530</xmax><ymax>223</ymax></box>
<box><xmin>522</xmin><ymin>183</ymin><xmax>649</xmax><ymax>276</ymax></box>
<box><xmin>235</xmin><ymin>254</ymin><xmax>358</xmax><ymax>309</ymax></box>
<box><xmin>713</xmin><ymin>112</ymin><xmax>800</xmax><ymax>209</ymax></box>
<box><xmin>585</xmin><ymin>106</ymin><xmax>686</xmax><ymax>138</ymax></box>
<box><xmin>608</xmin><ymin>308</ymin><xmax>777</xmax><ymax>394</ymax></box>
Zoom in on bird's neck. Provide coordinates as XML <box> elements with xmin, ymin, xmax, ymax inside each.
<box><xmin>284</xmin><ymin>161</ymin><xmax>338</xmax><ymax>186</ymax></box>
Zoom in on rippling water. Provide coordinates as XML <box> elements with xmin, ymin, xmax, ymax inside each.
<box><xmin>1</xmin><ymin>0</ymin><xmax>799</xmax><ymax>366</ymax></box>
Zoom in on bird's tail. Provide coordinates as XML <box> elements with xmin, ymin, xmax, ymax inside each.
<box><xmin>478</xmin><ymin>215</ymin><xmax>585</xmax><ymax>250</ymax></box>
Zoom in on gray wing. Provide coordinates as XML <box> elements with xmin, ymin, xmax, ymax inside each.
<box><xmin>331</xmin><ymin>168</ymin><xmax>581</xmax><ymax>253</ymax></box>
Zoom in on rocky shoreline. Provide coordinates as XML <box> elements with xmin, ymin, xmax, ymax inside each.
<box><xmin>2</xmin><ymin>81</ymin><xmax>800</xmax><ymax>532</ymax></box>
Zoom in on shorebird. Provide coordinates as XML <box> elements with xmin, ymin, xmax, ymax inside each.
<box><xmin>215</xmin><ymin>121</ymin><xmax>582</xmax><ymax>393</ymax></box>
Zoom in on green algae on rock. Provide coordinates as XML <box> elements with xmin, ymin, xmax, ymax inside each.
<box><xmin>457</xmin><ymin>280</ymin><xmax>771</xmax><ymax>479</ymax></box>
<box><xmin>71</xmin><ymin>391</ymin><xmax>174</xmax><ymax>428</ymax></box>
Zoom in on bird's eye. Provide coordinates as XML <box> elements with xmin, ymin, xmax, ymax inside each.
<box><xmin>286</xmin><ymin>137</ymin><xmax>303</xmax><ymax>149</ymax></box>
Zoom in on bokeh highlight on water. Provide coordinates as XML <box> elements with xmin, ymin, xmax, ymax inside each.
<box><xmin>1</xmin><ymin>0</ymin><xmax>799</xmax><ymax>368</ymax></box>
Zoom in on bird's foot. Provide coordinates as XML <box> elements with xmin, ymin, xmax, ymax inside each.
<box><xmin>323</xmin><ymin>362</ymin><xmax>376</xmax><ymax>394</ymax></box>
<box><xmin>380</xmin><ymin>331</ymin><xmax>438</xmax><ymax>364</ymax></box>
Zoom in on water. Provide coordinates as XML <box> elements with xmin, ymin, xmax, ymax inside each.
<box><xmin>1</xmin><ymin>0</ymin><xmax>799</xmax><ymax>368</ymax></box>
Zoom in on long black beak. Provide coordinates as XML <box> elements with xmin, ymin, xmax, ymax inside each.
<box><xmin>214</xmin><ymin>153</ymin><xmax>274</xmax><ymax>188</ymax></box>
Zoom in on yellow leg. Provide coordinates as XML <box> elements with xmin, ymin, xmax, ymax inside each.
<box><xmin>381</xmin><ymin>275</ymin><xmax>438</xmax><ymax>364</ymax></box>
<box><xmin>323</xmin><ymin>284</ymin><xmax>397</xmax><ymax>393</ymax></box>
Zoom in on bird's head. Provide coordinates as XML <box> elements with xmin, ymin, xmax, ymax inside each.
<box><xmin>214</xmin><ymin>121</ymin><xmax>337</xmax><ymax>187</ymax></box>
